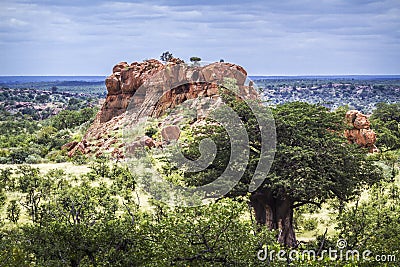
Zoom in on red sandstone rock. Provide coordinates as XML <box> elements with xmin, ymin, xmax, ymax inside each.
<box><xmin>105</xmin><ymin>75</ymin><xmax>121</xmax><ymax>95</ymax></box>
<box><xmin>345</xmin><ymin>110</ymin><xmax>370</xmax><ymax>129</ymax></box>
<box><xmin>112</xmin><ymin>62</ymin><xmax>129</xmax><ymax>73</ymax></box>
<box><xmin>67</xmin><ymin>58</ymin><xmax>257</xmax><ymax>158</ymax></box>
<box><xmin>140</xmin><ymin>136</ymin><xmax>155</xmax><ymax>148</ymax></box>
<box><xmin>344</xmin><ymin>110</ymin><xmax>377</xmax><ymax>152</ymax></box>
<box><xmin>61</xmin><ymin>141</ymin><xmax>78</xmax><ymax>151</ymax></box>
<box><xmin>100</xmin><ymin>59</ymin><xmax>253</xmax><ymax>124</ymax></box>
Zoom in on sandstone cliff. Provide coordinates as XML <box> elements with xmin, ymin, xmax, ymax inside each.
<box><xmin>65</xmin><ymin>58</ymin><xmax>258</xmax><ymax>158</ymax></box>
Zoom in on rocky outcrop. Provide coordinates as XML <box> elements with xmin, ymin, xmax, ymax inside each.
<box><xmin>66</xmin><ymin>57</ymin><xmax>380</xmax><ymax>159</ymax></box>
<box><xmin>344</xmin><ymin>110</ymin><xmax>378</xmax><ymax>153</ymax></box>
<box><xmin>67</xmin><ymin>58</ymin><xmax>257</xmax><ymax>159</ymax></box>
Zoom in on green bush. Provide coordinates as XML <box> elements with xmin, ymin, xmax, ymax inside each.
<box><xmin>302</xmin><ymin>217</ymin><xmax>318</xmax><ymax>232</ymax></box>
<box><xmin>24</xmin><ymin>154</ymin><xmax>42</xmax><ymax>164</ymax></box>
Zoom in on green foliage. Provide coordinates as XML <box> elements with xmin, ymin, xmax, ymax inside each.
<box><xmin>190</xmin><ymin>56</ymin><xmax>202</xmax><ymax>65</ymax></box>
<box><xmin>0</xmin><ymin>230</ymin><xmax>33</xmax><ymax>267</ymax></box>
<box><xmin>0</xmin><ymin>167</ymin><xmax>15</xmax><ymax>190</ymax></box>
<box><xmin>110</xmin><ymin>164</ymin><xmax>136</xmax><ymax>195</ymax></box>
<box><xmin>16</xmin><ymin>165</ymin><xmax>49</xmax><ymax>223</ymax></box>
<box><xmin>49</xmin><ymin>107</ymin><xmax>98</xmax><ymax>130</ymax></box>
<box><xmin>46</xmin><ymin>149</ymin><xmax>69</xmax><ymax>163</ymax></box>
<box><xmin>6</xmin><ymin>200</ymin><xmax>20</xmax><ymax>223</ymax></box>
<box><xmin>190</xmin><ymin>56</ymin><xmax>201</xmax><ymax>62</ymax></box>
<box><xmin>336</xmin><ymin>179</ymin><xmax>400</xmax><ymax>264</ymax></box>
<box><xmin>160</xmin><ymin>51</ymin><xmax>173</xmax><ymax>62</ymax></box>
<box><xmin>173</xmin><ymin>94</ymin><xmax>384</xmax><ymax>247</ymax></box>
<box><xmin>0</xmin><ymin>162</ymin><xmax>284</xmax><ymax>267</ymax></box>
<box><xmin>144</xmin><ymin>124</ymin><xmax>158</xmax><ymax>138</ymax></box>
<box><xmin>302</xmin><ymin>217</ymin><xmax>318</xmax><ymax>232</ymax></box>
<box><xmin>268</xmin><ymin>102</ymin><xmax>382</xmax><ymax>204</ymax></box>
<box><xmin>371</xmin><ymin>102</ymin><xmax>400</xmax><ymax>151</ymax></box>
<box><xmin>70</xmin><ymin>149</ymin><xmax>89</xmax><ymax>165</ymax></box>
<box><xmin>146</xmin><ymin>198</ymin><xmax>277</xmax><ymax>266</ymax></box>
<box><xmin>0</xmin><ymin>190</ymin><xmax>5</xmax><ymax>210</ymax></box>
<box><xmin>0</xmin><ymin>105</ymin><xmax>97</xmax><ymax>163</ymax></box>
<box><xmin>180</xmin><ymin>97</ymin><xmax>383</xmax><ymax>207</ymax></box>
<box><xmin>86</xmin><ymin>156</ymin><xmax>111</xmax><ymax>180</ymax></box>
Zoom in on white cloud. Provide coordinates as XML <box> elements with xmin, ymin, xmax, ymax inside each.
<box><xmin>8</xmin><ymin>18</ymin><xmax>28</xmax><ymax>27</ymax></box>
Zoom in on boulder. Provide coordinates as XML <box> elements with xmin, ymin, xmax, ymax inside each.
<box><xmin>105</xmin><ymin>75</ymin><xmax>121</xmax><ymax>95</ymax></box>
<box><xmin>112</xmin><ymin>62</ymin><xmax>129</xmax><ymax>73</ymax></box>
<box><xmin>345</xmin><ymin>110</ymin><xmax>370</xmax><ymax>129</ymax></box>
<box><xmin>61</xmin><ymin>141</ymin><xmax>78</xmax><ymax>151</ymax></box>
<box><xmin>125</xmin><ymin>141</ymin><xmax>142</xmax><ymax>155</ymax></box>
<box><xmin>161</xmin><ymin>125</ymin><xmax>181</xmax><ymax>142</ymax></box>
<box><xmin>344</xmin><ymin>110</ymin><xmax>377</xmax><ymax>153</ymax></box>
<box><xmin>140</xmin><ymin>136</ymin><xmax>155</xmax><ymax>148</ymax></box>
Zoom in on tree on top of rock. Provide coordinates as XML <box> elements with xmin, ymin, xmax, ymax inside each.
<box><xmin>160</xmin><ymin>51</ymin><xmax>173</xmax><ymax>62</ymax></box>
<box><xmin>190</xmin><ymin>56</ymin><xmax>201</xmax><ymax>66</ymax></box>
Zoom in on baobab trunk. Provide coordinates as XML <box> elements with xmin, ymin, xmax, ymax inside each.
<box><xmin>250</xmin><ymin>189</ymin><xmax>297</xmax><ymax>247</ymax></box>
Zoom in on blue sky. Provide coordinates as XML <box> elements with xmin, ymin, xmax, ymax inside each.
<box><xmin>0</xmin><ymin>0</ymin><xmax>399</xmax><ymax>75</ymax></box>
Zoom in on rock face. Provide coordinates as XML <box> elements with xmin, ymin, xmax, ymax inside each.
<box><xmin>67</xmin><ymin>58</ymin><xmax>258</xmax><ymax>158</ymax></box>
<box><xmin>344</xmin><ymin>110</ymin><xmax>378</xmax><ymax>153</ymax></box>
<box><xmin>101</xmin><ymin>59</ymin><xmax>165</xmax><ymax>123</ymax></box>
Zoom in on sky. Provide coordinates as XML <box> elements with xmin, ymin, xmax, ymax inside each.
<box><xmin>0</xmin><ymin>0</ymin><xmax>399</xmax><ymax>76</ymax></box>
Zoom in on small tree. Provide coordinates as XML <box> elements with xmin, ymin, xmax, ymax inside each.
<box><xmin>160</xmin><ymin>51</ymin><xmax>173</xmax><ymax>62</ymax></box>
<box><xmin>0</xmin><ymin>190</ymin><xmax>5</xmax><ymax>211</ymax></box>
<box><xmin>16</xmin><ymin>165</ymin><xmax>53</xmax><ymax>223</ymax></box>
<box><xmin>7</xmin><ymin>200</ymin><xmax>21</xmax><ymax>224</ymax></box>
<box><xmin>190</xmin><ymin>57</ymin><xmax>201</xmax><ymax>66</ymax></box>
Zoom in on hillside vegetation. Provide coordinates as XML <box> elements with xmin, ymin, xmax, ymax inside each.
<box><xmin>0</xmin><ymin>79</ymin><xmax>399</xmax><ymax>266</ymax></box>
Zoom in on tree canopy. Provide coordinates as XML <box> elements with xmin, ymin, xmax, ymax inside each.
<box><xmin>177</xmin><ymin>97</ymin><xmax>383</xmax><ymax>246</ymax></box>
<box><xmin>371</xmin><ymin>102</ymin><xmax>400</xmax><ymax>151</ymax></box>
<box><xmin>183</xmin><ymin>99</ymin><xmax>381</xmax><ymax>204</ymax></box>
<box><xmin>160</xmin><ymin>51</ymin><xmax>173</xmax><ymax>62</ymax></box>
